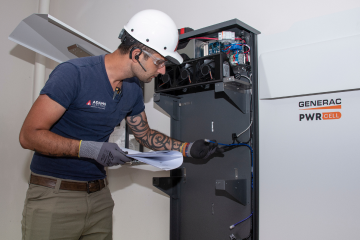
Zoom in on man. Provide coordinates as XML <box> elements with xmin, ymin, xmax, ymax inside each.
<box><xmin>19</xmin><ymin>9</ymin><xmax>222</xmax><ymax>239</ymax></box>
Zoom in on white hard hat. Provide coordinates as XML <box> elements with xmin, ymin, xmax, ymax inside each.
<box><xmin>123</xmin><ymin>9</ymin><xmax>183</xmax><ymax>65</ymax></box>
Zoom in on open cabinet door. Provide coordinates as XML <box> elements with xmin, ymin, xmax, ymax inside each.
<box><xmin>9</xmin><ymin>14</ymin><xmax>111</xmax><ymax>63</ymax></box>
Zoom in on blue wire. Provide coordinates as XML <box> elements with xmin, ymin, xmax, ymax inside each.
<box><xmin>232</xmin><ymin>212</ymin><xmax>253</xmax><ymax>228</ymax></box>
<box><xmin>221</xmin><ymin>43</ymin><xmax>243</xmax><ymax>53</ymax></box>
<box><xmin>207</xmin><ymin>140</ymin><xmax>254</xmax><ymax>230</ymax></box>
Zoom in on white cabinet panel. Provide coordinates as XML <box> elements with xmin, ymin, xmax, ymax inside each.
<box><xmin>259</xmin><ymin>90</ymin><xmax>360</xmax><ymax>239</ymax></box>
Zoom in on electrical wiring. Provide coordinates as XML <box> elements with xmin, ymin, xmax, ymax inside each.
<box><xmin>236</xmin><ymin>75</ymin><xmax>251</xmax><ymax>84</ymax></box>
<box><xmin>190</xmin><ymin>36</ymin><xmax>249</xmax><ymax>62</ymax></box>
<box><xmin>242</xmin><ymin>44</ymin><xmax>250</xmax><ymax>65</ymax></box>
<box><xmin>219</xmin><ymin>42</ymin><xmax>250</xmax><ymax>67</ymax></box>
<box><xmin>205</xmin><ymin>140</ymin><xmax>253</xmax><ymax>189</ymax></box>
<box><xmin>221</xmin><ymin>43</ymin><xmax>244</xmax><ymax>55</ymax></box>
<box><xmin>243</xmin><ymin>44</ymin><xmax>251</xmax><ymax>54</ymax></box>
<box><xmin>158</xmin><ymin>82</ymin><xmax>167</xmax><ymax>87</ymax></box>
<box><xmin>233</xmin><ymin>72</ymin><xmax>252</xmax><ymax>139</ymax></box>
<box><xmin>236</xmin><ymin>120</ymin><xmax>253</xmax><ymax>138</ymax></box>
<box><xmin>235</xmin><ymin>37</ymin><xmax>245</xmax><ymax>42</ymax></box>
<box><xmin>208</xmin><ymin>120</ymin><xmax>255</xmax><ymax>240</ymax></box>
<box><xmin>189</xmin><ymin>37</ymin><xmax>218</xmax><ymax>40</ymax></box>
<box><xmin>229</xmin><ymin>212</ymin><xmax>253</xmax><ymax>229</ymax></box>
<box><xmin>190</xmin><ymin>37</ymin><xmax>246</xmax><ymax>43</ymax></box>
<box><xmin>222</xmin><ymin>45</ymin><xmax>231</xmax><ymax>55</ymax></box>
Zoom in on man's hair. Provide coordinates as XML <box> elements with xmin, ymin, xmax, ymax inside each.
<box><xmin>118</xmin><ymin>41</ymin><xmax>157</xmax><ymax>60</ymax></box>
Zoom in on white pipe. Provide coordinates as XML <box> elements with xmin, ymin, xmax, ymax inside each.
<box><xmin>33</xmin><ymin>0</ymin><xmax>50</xmax><ymax>102</ymax></box>
<box><xmin>38</xmin><ymin>0</ymin><xmax>50</xmax><ymax>14</ymax></box>
<box><xmin>33</xmin><ymin>54</ymin><xmax>47</xmax><ymax>102</ymax></box>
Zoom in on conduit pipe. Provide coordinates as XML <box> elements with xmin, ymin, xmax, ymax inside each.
<box><xmin>33</xmin><ymin>0</ymin><xmax>50</xmax><ymax>102</ymax></box>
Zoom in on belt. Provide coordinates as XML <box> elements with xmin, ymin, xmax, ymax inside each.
<box><xmin>30</xmin><ymin>174</ymin><xmax>106</xmax><ymax>194</ymax></box>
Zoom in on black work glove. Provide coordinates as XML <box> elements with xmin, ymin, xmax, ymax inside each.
<box><xmin>186</xmin><ymin>139</ymin><xmax>224</xmax><ymax>159</ymax></box>
<box><xmin>79</xmin><ymin>141</ymin><xmax>132</xmax><ymax>166</ymax></box>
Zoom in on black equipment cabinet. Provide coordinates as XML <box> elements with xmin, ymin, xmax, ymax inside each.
<box><xmin>153</xmin><ymin>19</ymin><xmax>260</xmax><ymax>240</ymax></box>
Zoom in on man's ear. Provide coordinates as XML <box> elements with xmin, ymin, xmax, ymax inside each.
<box><xmin>129</xmin><ymin>47</ymin><xmax>147</xmax><ymax>72</ymax></box>
<box><xmin>129</xmin><ymin>47</ymin><xmax>142</xmax><ymax>62</ymax></box>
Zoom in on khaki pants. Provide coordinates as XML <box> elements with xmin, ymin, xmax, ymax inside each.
<box><xmin>21</xmin><ymin>173</ymin><xmax>114</xmax><ymax>240</ymax></box>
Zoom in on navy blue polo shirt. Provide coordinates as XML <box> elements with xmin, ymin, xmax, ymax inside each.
<box><xmin>30</xmin><ymin>55</ymin><xmax>145</xmax><ymax>181</ymax></box>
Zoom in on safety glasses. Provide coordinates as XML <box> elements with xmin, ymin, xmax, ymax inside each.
<box><xmin>142</xmin><ymin>49</ymin><xmax>167</xmax><ymax>69</ymax></box>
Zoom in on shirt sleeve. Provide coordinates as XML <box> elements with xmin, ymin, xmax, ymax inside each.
<box><xmin>40</xmin><ymin>62</ymin><xmax>80</xmax><ymax>109</ymax></box>
<box><xmin>128</xmin><ymin>85</ymin><xmax>145</xmax><ymax>116</ymax></box>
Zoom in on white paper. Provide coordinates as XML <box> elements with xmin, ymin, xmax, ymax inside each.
<box><xmin>122</xmin><ymin>148</ymin><xmax>183</xmax><ymax>171</ymax></box>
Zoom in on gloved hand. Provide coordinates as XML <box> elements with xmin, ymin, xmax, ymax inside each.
<box><xmin>180</xmin><ymin>139</ymin><xmax>224</xmax><ymax>159</ymax></box>
<box><xmin>79</xmin><ymin>141</ymin><xmax>132</xmax><ymax>166</ymax></box>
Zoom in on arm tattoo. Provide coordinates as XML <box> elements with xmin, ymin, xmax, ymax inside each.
<box><xmin>127</xmin><ymin>112</ymin><xmax>183</xmax><ymax>151</ymax></box>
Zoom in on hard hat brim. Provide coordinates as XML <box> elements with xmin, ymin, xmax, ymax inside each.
<box><xmin>163</xmin><ymin>51</ymin><xmax>183</xmax><ymax>65</ymax></box>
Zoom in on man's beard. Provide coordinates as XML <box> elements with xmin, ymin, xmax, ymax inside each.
<box><xmin>137</xmin><ymin>76</ymin><xmax>152</xmax><ymax>83</ymax></box>
<box><xmin>137</xmin><ymin>73</ymin><xmax>155</xmax><ymax>83</ymax></box>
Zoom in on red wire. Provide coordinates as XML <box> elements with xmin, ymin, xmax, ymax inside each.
<box><xmin>189</xmin><ymin>37</ymin><xmax>218</xmax><ymax>40</ymax></box>
<box><xmin>188</xmin><ymin>37</ymin><xmax>246</xmax><ymax>45</ymax></box>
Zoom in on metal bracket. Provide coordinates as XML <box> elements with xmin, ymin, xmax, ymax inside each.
<box><xmin>215</xmin><ymin>81</ymin><xmax>251</xmax><ymax>114</ymax></box>
<box><xmin>153</xmin><ymin>93</ymin><xmax>181</xmax><ymax>121</ymax></box>
<box><xmin>223</xmin><ymin>76</ymin><xmax>251</xmax><ymax>89</ymax></box>
<box><xmin>153</xmin><ymin>177</ymin><xmax>182</xmax><ymax>199</ymax></box>
<box><xmin>215</xmin><ymin>179</ymin><xmax>247</xmax><ymax>205</ymax></box>
<box><xmin>229</xmin><ymin>234</ymin><xmax>238</xmax><ymax>240</ymax></box>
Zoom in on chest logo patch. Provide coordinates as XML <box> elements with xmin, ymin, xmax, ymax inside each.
<box><xmin>87</xmin><ymin>100</ymin><xmax>106</xmax><ymax>110</ymax></box>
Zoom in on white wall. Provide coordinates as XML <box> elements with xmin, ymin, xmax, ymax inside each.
<box><xmin>0</xmin><ymin>0</ymin><xmax>44</xmax><ymax>239</ymax></box>
<box><xmin>2</xmin><ymin>0</ymin><xmax>360</xmax><ymax>239</ymax></box>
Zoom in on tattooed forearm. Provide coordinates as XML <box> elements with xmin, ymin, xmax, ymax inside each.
<box><xmin>135</xmin><ymin>129</ymin><xmax>182</xmax><ymax>151</ymax></box>
<box><xmin>127</xmin><ymin>112</ymin><xmax>183</xmax><ymax>151</ymax></box>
